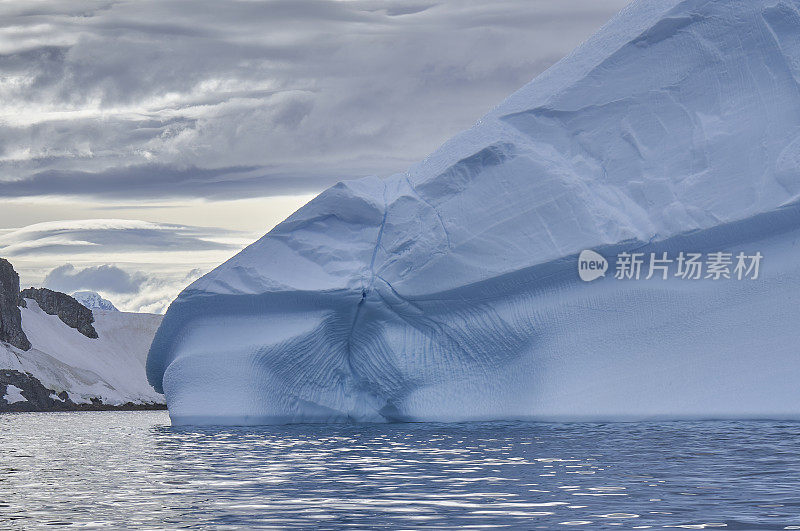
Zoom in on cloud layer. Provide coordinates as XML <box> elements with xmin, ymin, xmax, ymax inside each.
<box><xmin>40</xmin><ymin>263</ymin><xmax>204</xmax><ymax>314</ymax></box>
<box><xmin>0</xmin><ymin>218</ymin><xmax>251</xmax><ymax>257</ymax></box>
<box><xmin>43</xmin><ymin>264</ymin><xmax>145</xmax><ymax>294</ymax></box>
<box><xmin>0</xmin><ymin>1</ymin><xmax>629</xmax><ymax>312</ymax></box>
<box><xmin>0</xmin><ymin>0</ymin><xmax>628</xmax><ymax>200</ymax></box>
<box><xmin>1</xmin><ymin>219</ymin><xmax>255</xmax><ymax>312</ymax></box>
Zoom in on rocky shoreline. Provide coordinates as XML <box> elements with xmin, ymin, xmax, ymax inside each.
<box><xmin>1</xmin><ymin>370</ymin><xmax>166</xmax><ymax>413</ymax></box>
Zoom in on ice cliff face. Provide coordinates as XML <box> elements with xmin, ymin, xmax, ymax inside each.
<box><xmin>148</xmin><ymin>0</ymin><xmax>800</xmax><ymax>424</ymax></box>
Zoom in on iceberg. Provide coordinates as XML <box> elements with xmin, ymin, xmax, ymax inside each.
<box><xmin>148</xmin><ymin>0</ymin><xmax>800</xmax><ymax>425</ymax></box>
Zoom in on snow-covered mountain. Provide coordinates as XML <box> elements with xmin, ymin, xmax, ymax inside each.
<box><xmin>2</xmin><ymin>302</ymin><xmax>164</xmax><ymax>409</ymax></box>
<box><xmin>72</xmin><ymin>291</ymin><xmax>119</xmax><ymax>312</ymax></box>
<box><xmin>0</xmin><ymin>261</ymin><xmax>164</xmax><ymax>411</ymax></box>
<box><xmin>148</xmin><ymin>0</ymin><xmax>800</xmax><ymax>425</ymax></box>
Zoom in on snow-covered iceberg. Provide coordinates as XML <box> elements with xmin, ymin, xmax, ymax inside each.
<box><xmin>148</xmin><ymin>0</ymin><xmax>800</xmax><ymax>425</ymax></box>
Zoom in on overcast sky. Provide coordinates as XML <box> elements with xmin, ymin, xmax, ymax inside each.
<box><xmin>0</xmin><ymin>0</ymin><xmax>629</xmax><ymax>312</ymax></box>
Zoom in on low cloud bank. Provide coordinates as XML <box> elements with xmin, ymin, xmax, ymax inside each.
<box><xmin>2</xmin><ymin>219</ymin><xmax>255</xmax><ymax>313</ymax></box>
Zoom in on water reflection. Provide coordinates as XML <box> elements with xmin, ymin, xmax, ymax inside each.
<box><xmin>1</xmin><ymin>413</ymin><xmax>799</xmax><ymax>529</ymax></box>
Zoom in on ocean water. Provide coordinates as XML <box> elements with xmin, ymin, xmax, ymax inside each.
<box><xmin>1</xmin><ymin>413</ymin><xmax>799</xmax><ymax>529</ymax></box>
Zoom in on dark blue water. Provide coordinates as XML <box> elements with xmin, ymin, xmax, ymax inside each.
<box><xmin>1</xmin><ymin>412</ymin><xmax>799</xmax><ymax>529</ymax></box>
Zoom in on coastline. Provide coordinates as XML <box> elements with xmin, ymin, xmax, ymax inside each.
<box><xmin>1</xmin><ymin>370</ymin><xmax>166</xmax><ymax>413</ymax></box>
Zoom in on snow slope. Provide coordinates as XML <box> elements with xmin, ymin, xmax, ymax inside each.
<box><xmin>148</xmin><ymin>0</ymin><xmax>800</xmax><ymax>424</ymax></box>
<box><xmin>2</xmin><ymin>300</ymin><xmax>163</xmax><ymax>405</ymax></box>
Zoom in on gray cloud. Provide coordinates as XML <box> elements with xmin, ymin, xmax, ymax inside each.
<box><xmin>0</xmin><ymin>164</ymin><xmax>338</xmax><ymax>199</ymax></box>
<box><xmin>42</xmin><ymin>263</ymin><xmax>145</xmax><ymax>294</ymax></box>
<box><xmin>0</xmin><ymin>219</ymin><xmax>252</xmax><ymax>256</ymax></box>
<box><xmin>0</xmin><ymin>0</ymin><xmax>628</xmax><ymax>200</ymax></box>
<box><xmin>38</xmin><ymin>263</ymin><xmax>206</xmax><ymax>313</ymax></box>
<box><xmin>3</xmin><ymin>219</ymin><xmax>244</xmax><ymax>312</ymax></box>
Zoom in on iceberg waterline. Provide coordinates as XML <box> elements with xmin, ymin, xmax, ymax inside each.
<box><xmin>148</xmin><ymin>0</ymin><xmax>800</xmax><ymax>424</ymax></box>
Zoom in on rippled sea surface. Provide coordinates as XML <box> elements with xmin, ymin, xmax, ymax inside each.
<box><xmin>2</xmin><ymin>413</ymin><xmax>800</xmax><ymax>529</ymax></box>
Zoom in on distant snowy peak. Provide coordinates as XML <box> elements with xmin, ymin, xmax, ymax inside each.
<box><xmin>72</xmin><ymin>291</ymin><xmax>119</xmax><ymax>312</ymax></box>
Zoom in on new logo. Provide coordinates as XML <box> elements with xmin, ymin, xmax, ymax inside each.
<box><xmin>578</xmin><ymin>250</ymin><xmax>608</xmax><ymax>282</ymax></box>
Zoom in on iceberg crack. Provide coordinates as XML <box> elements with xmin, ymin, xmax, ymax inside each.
<box><xmin>343</xmin><ymin>181</ymin><xmax>389</xmax><ymax>390</ymax></box>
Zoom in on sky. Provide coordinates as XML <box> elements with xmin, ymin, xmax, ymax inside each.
<box><xmin>0</xmin><ymin>0</ymin><xmax>629</xmax><ymax>312</ymax></box>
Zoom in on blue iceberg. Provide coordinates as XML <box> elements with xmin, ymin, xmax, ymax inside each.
<box><xmin>147</xmin><ymin>0</ymin><xmax>800</xmax><ymax>424</ymax></box>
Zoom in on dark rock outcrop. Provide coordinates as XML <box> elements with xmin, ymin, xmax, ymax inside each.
<box><xmin>19</xmin><ymin>287</ymin><xmax>99</xmax><ymax>339</ymax></box>
<box><xmin>0</xmin><ymin>259</ymin><xmax>31</xmax><ymax>350</ymax></box>
<box><xmin>0</xmin><ymin>370</ymin><xmax>166</xmax><ymax>412</ymax></box>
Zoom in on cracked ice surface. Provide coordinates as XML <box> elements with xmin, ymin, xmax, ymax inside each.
<box><xmin>148</xmin><ymin>0</ymin><xmax>800</xmax><ymax>424</ymax></box>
